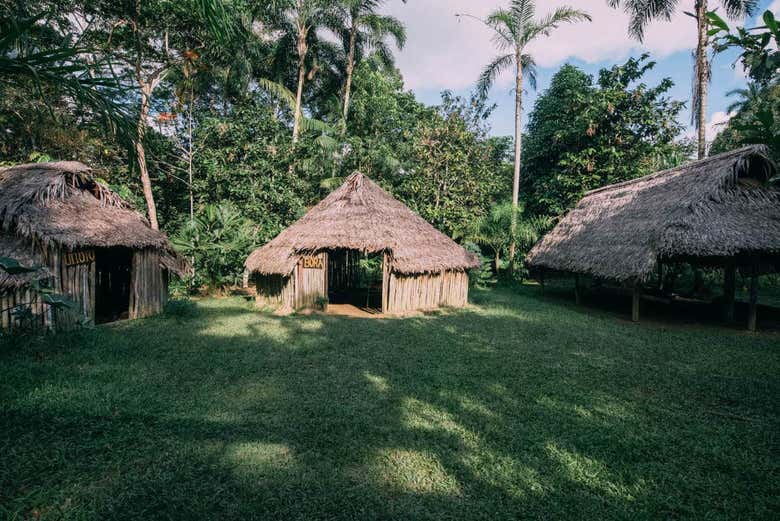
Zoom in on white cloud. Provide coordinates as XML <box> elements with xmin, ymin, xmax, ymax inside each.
<box><xmin>685</xmin><ymin>110</ymin><xmax>734</xmax><ymax>141</ymax></box>
<box><xmin>383</xmin><ymin>0</ymin><xmax>744</xmax><ymax>91</ymax></box>
<box><xmin>706</xmin><ymin>111</ymin><xmax>735</xmax><ymax>139</ymax></box>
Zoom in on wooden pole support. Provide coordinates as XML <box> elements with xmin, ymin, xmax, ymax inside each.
<box><xmin>632</xmin><ymin>282</ymin><xmax>641</xmax><ymax>323</ymax></box>
<box><xmin>723</xmin><ymin>263</ymin><xmax>736</xmax><ymax>323</ymax></box>
<box><xmin>747</xmin><ymin>271</ymin><xmax>759</xmax><ymax>332</ymax></box>
<box><xmin>574</xmin><ymin>274</ymin><xmax>581</xmax><ymax>305</ymax></box>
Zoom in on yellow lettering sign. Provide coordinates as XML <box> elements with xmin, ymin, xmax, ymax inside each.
<box><xmin>302</xmin><ymin>256</ymin><xmax>323</xmax><ymax>269</ymax></box>
<box><xmin>64</xmin><ymin>250</ymin><xmax>95</xmax><ymax>266</ymax></box>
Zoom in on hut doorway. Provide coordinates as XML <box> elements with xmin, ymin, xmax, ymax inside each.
<box><xmin>95</xmin><ymin>247</ymin><xmax>133</xmax><ymax>324</ymax></box>
<box><xmin>327</xmin><ymin>249</ymin><xmax>383</xmax><ymax>311</ymax></box>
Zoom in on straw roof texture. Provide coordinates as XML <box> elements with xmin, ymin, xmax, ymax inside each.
<box><xmin>0</xmin><ymin>161</ymin><xmax>188</xmax><ymax>285</ymax></box>
<box><xmin>526</xmin><ymin>146</ymin><xmax>780</xmax><ymax>282</ymax></box>
<box><xmin>246</xmin><ymin>172</ymin><xmax>480</xmax><ymax>276</ymax></box>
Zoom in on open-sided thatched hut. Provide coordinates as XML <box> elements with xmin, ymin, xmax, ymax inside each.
<box><xmin>527</xmin><ymin>145</ymin><xmax>780</xmax><ymax>330</ymax></box>
<box><xmin>245</xmin><ymin>172</ymin><xmax>480</xmax><ymax>314</ymax></box>
<box><xmin>0</xmin><ymin>161</ymin><xmax>187</xmax><ymax>331</ymax></box>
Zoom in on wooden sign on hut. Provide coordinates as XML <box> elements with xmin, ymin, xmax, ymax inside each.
<box><xmin>0</xmin><ymin>161</ymin><xmax>188</xmax><ymax>331</ymax></box>
<box><xmin>526</xmin><ymin>145</ymin><xmax>780</xmax><ymax>331</ymax></box>
<box><xmin>245</xmin><ymin>172</ymin><xmax>480</xmax><ymax>314</ymax></box>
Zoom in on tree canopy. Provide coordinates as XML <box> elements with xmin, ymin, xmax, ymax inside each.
<box><xmin>521</xmin><ymin>55</ymin><xmax>686</xmax><ymax>217</ymax></box>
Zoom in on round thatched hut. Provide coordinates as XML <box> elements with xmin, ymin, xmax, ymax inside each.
<box><xmin>0</xmin><ymin>161</ymin><xmax>187</xmax><ymax>331</ymax></box>
<box><xmin>245</xmin><ymin>172</ymin><xmax>480</xmax><ymax>314</ymax></box>
<box><xmin>526</xmin><ymin>145</ymin><xmax>780</xmax><ymax>330</ymax></box>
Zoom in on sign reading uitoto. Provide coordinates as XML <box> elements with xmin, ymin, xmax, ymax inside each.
<box><xmin>64</xmin><ymin>250</ymin><xmax>95</xmax><ymax>267</ymax></box>
<box><xmin>302</xmin><ymin>256</ymin><xmax>323</xmax><ymax>269</ymax></box>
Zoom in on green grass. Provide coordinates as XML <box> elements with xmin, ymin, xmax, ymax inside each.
<box><xmin>1</xmin><ymin>286</ymin><xmax>778</xmax><ymax>520</ymax></box>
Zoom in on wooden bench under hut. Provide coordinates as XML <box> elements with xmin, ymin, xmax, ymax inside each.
<box><xmin>245</xmin><ymin>172</ymin><xmax>480</xmax><ymax>315</ymax></box>
<box><xmin>0</xmin><ymin>161</ymin><xmax>188</xmax><ymax>331</ymax></box>
<box><xmin>526</xmin><ymin>145</ymin><xmax>780</xmax><ymax>331</ymax></box>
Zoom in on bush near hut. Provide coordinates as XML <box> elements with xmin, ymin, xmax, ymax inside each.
<box><xmin>173</xmin><ymin>202</ymin><xmax>259</xmax><ymax>293</ymax></box>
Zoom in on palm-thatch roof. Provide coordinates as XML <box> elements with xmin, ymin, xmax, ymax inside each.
<box><xmin>0</xmin><ymin>161</ymin><xmax>187</xmax><ymax>289</ymax></box>
<box><xmin>246</xmin><ymin>172</ymin><xmax>480</xmax><ymax>276</ymax></box>
<box><xmin>526</xmin><ymin>145</ymin><xmax>780</xmax><ymax>282</ymax></box>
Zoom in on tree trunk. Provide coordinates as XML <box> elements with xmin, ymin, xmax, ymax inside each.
<box><xmin>187</xmin><ymin>87</ymin><xmax>194</xmax><ymax>224</ymax></box>
<box><xmin>292</xmin><ymin>30</ymin><xmax>308</xmax><ymax>144</ymax></box>
<box><xmin>342</xmin><ymin>26</ymin><xmax>357</xmax><ymax>124</ymax></box>
<box><xmin>747</xmin><ymin>269</ymin><xmax>759</xmax><ymax>331</ymax></box>
<box><xmin>494</xmin><ymin>250</ymin><xmax>500</xmax><ymax>275</ymax></box>
<box><xmin>508</xmin><ymin>50</ymin><xmax>523</xmax><ymax>274</ymax></box>
<box><xmin>695</xmin><ymin>0</ymin><xmax>709</xmax><ymax>159</ymax></box>
<box><xmin>723</xmin><ymin>263</ymin><xmax>736</xmax><ymax>322</ymax></box>
<box><xmin>136</xmin><ymin>82</ymin><xmax>159</xmax><ymax>230</ymax></box>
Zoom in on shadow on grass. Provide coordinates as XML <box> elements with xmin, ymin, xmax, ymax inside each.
<box><xmin>528</xmin><ymin>280</ymin><xmax>780</xmax><ymax>333</ymax></box>
<box><xmin>1</xmin><ymin>288</ymin><xmax>778</xmax><ymax>520</ymax></box>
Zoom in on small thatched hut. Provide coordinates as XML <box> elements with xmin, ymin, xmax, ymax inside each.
<box><xmin>0</xmin><ymin>161</ymin><xmax>187</xmax><ymax>331</ymax></box>
<box><xmin>245</xmin><ymin>172</ymin><xmax>480</xmax><ymax>314</ymax></box>
<box><xmin>526</xmin><ymin>145</ymin><xmax>780</xmax><ymax>330</ymax></box>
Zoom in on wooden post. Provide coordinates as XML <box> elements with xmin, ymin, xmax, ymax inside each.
<box><xmin>632</xmin><ymin>282</ymin><xmax>641</xmax><ymax>323</ymax></box>
<box><xmin>747</xmin><ymin>271</ymin><xmax>759</xmax><ymax>332</ymax></box>
<box><xmin>381</xmin><ymin>252</ymin><xmax>389</xmax><ymax>313</ymax></box>
<box><xmin>574</xmin><ymin>274</ymin><xmax>581</xmax><ymax>305</ymax></box>
<box><xmin>723</xmin><ymin>263</ymin><xmax>736</xmax><ymax>323</ymax></box>
<box><xmin>540</xmin><ymin>269</ymin><xmax>545</xmax><ymax>297</ymax></box>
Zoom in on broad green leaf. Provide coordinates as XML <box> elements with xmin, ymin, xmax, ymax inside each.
<box><xmin>0</xmin><ymin>257</ymin><xmax>38</xmax><ymax>274</ymax></box>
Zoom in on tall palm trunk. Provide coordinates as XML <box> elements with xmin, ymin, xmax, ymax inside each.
<box><xmin>695</xmin><ymin>0</ymin><xmax>709</xmax><ymax>159</ymax></box>
<box><xmin>136</xmin><ymin>82</ymin><xmax>159</xmax><ymax>230</ymax></box>
<box><xmin>187</xmin><ymin>83</ymin><xmax>194</xmax><ymax>224</ymax></box>
<box><xmin>508</xmin><ymin>50</ymin><xmax>523</xmax><ymax>273</ymax></box>
<box><xmin>292</xmin><ymin>29</ymin><xmax>308</xmax><ymax>144</ymax></box>
<box><xmin>342</xmin><ymin>26</ymin><xmax>357</xmax><ymax>124</ymax></box>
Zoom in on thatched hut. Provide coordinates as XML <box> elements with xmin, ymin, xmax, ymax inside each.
<box><xmin>0</xmin><ymin>161</ymin><xmax>187</xmax><ymax>331</ymax></box>
<box><xmin>526</xmin><ymin>145</ymin><xmax>780</xmax><ymax>330</ymax></box>
<box><xmin>245</xmin><ymin>172</ymin><xmax>480</xmax><ymax>314</ymax></box>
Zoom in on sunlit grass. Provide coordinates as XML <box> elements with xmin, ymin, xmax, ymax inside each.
<box><xmin>0</xmin><ymin>286</ymin><xmax>777</xmax><ymax>519</ymax></box>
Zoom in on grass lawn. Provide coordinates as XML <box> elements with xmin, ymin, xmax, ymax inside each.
<box><xmin>1</xmin><ymin>286</ymin><xmax>778</xmax><ymax>520</ymax></box>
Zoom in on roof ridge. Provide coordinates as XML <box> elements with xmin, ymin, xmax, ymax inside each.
<box><xmin>582</xmin><ymin>145</ymin><xmax>765</xmax><ymax>197</ymax></box>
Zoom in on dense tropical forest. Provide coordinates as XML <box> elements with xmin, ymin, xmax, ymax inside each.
<box><xmin>0</xmin><ymin>0</ymin><xmax>777</xmax><ymax>291</ymax></box>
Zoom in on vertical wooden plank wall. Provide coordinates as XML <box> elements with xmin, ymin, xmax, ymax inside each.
<box><xmin>255</xmin><ymin>253</ymin><xmax>328</xmax><ymax>311</ymax></box>
<box><xmin>381</xmin><ymin>253</ymin><xmax>390</xmax><ymax>313</ymax></box>
<box><xmin>129</xmin><ymin>248</ymin><xmax>166</xmax><ymax>319</ymax></box>
<box><xmin>385</xmin><ymin>270</ymin><xmax>469</xmax><ymax>314</ymax></box>
<box><xmin>295</xmin><ymin>253</ymin><xmax>327</xmax><ymax>309</ymax></box>
<box><xmin>255</xmin><ymin>274</ymin><xmax>295</xmax><ymax>309</ymax></box>
<box><xmin>2</xmin><ymin>246</ymin><xmax>170</xmax><ymax>332</ymax></box>
<box><xmin>51</xmin><ymin>247</ymin><xmax>94</xmax><ymax>330</ymax></box>
<box><xmin>0</xmin><ymin>287</ymin><xmax>47</xmax><ymax>332</ymax></box>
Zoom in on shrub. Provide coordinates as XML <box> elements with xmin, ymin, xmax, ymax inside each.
<box><xmin>173</xmin><ymin>202</ymin><xmax>259</xmax><ymax>292</ymax></box>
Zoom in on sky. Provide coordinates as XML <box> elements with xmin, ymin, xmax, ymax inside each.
<box><xmin>379</xmin><ymin>0</ymin><xmax>778</xmax><ymax>139</ymax></box>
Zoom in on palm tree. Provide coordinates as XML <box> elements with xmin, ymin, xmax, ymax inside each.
<box><xmin>276</xmin><ymin>0</ymin><xmax>342</xmax><ymax>143</ymax></box>
<box><xmin>0</xmin><ymin>14</ymin><xmax>134</xmax><ymax>148</ymax></box>
<box><xmin>459</xmin><ymin>1</ymin><xmax>590</xmax><ymax>272</ymax></box>
<box><xmin>726</xmin><ymin>82</ymin><xmax>763</xmax><ymax>113</ymax></box>
<box><xmin>457</xmin><ymin>202</ymin><xmax>552</xmax><ymax>275</ymax></box>
<box><xmin>334</xmin><ymin>0</ymin><xmax>406</xmax><ymax>124</ymax></box>
<box><xmin>608</xmin><ymin>0</ymin><xmax>757</xmax><ymax>159</ymax></box>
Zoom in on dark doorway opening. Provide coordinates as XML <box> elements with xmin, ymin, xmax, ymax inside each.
<box><xmin>327</xmin><ymin>249</ymin><xmax>383</xmax><ymax>311</ymax></box>
<box><xmin>95</xmin><ymin>247</ymin><xmax>133</xmax><ymax>324</ymax></box>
